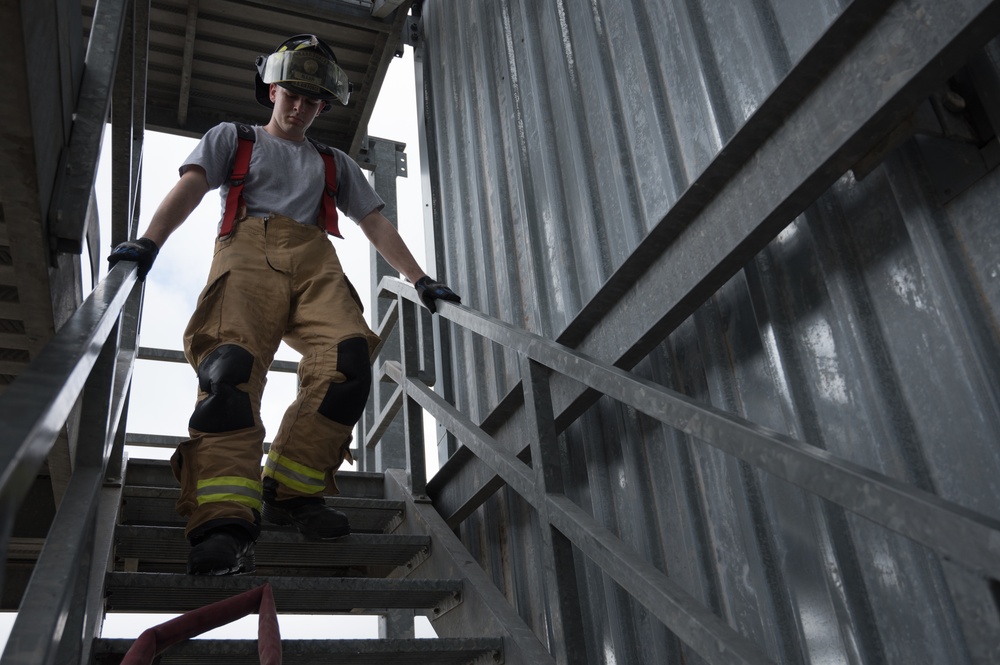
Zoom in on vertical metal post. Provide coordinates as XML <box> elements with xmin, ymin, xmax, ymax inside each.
<box><xmin>400</xmin><ymin>296</ymin><xmax>426</xmax><ymax>496</ymax></box>
<box><xmin>79</xmin><ymin>462</ymin><xmax>127</xmax><ymax>665</ymax></box>
<box><xmin>111</xmin><ymin>0</ymin><xmax>148</xmax><ymax>247</ymax></box>
<box><xmin>107</xmin><ymin>279</ymin><xmax>143</xmax><ymax>481</ymax></box>
<box><xmin>411</xmin><ymin>24</ymin><xmax>458</xmax><ymax>469</ymax></box>
<box><xmin>379</xmin><ymin>609</ymin><xmax>416</xmax><ymax>639</ymax></box>
<box><xmin>111</xmin><ymin>0</ymin><xmax>135</xmax><ymax>247</ymax></box>
<box><xmin>49</xmin><ymin>0</ymin><xmax>130</xmax><ymax>254</ymax></box>
<box><xmin>365</xmin><ymin>137</ymin><xmax>409</xmax><ymax>472</ymax></box>
<box><xmin>518</xmin><ymin>354</ymin><xmax>586</xmax><ymax>665</ymax></box>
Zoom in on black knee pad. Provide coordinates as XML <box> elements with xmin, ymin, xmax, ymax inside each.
<box><xmin>189</xmin><ymin>344</ymin><xmax>255</xmax><ymax>433</ymax></box>
<box><xmin>318</xmin><ymin>337</ymin><xmax>372</xmax><ymax>426</ymax></box>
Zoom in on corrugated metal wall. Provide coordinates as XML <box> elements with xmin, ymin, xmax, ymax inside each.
<box><xmin>418</xmin><ymin>0</ymin><xmax>1000</xmax><ymax>663</ymax></box>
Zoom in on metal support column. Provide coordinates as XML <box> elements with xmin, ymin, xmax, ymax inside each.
<box><xmin>363</xmin><ymin>136</ymin><xmax>409</xmax><ymax>473</ymax></box>
<box><xmin>49</xmin><ymin>0</ymin><xmax>129</xmax><ymax>255</ymax></box>
<box><xmin>411</xmin><ymin>19</ymin><xmax>459</xmax><ymax>469</ymax></box>
<box><xmin>399</xmin><ymin>295</ymin><xmax>426</xmax><ymax>496</ymax></box>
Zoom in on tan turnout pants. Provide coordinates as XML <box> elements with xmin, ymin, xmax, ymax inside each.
<box><xmin>170</xmin><ymin>215</ymin><xmax>379</xmax><ymax>539</ymax></box>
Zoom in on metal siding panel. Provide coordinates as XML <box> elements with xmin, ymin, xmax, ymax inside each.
<box><xmin>765</xmin><ymin>0</ymin><xmax>848</xmax><ymax>65</ymax></box>
<box><xmin>509</xmin><ymin>0</ymin><xmax>584</xmax><ymax>331</ymax></box>
<box><xmin>422</xmin><ymin>0</ymin><xmax>1000</xmax><ymax>662</ymax></box>
<box><xmin>583</xmin><ymin>0</ymin><xmax>681</xmax><ymax>252</ymax></box>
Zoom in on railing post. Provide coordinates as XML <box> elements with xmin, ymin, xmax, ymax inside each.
<box><xmin>106</xmin><ymin>272</ymin><xmax>144</xmax><ymax>482</ymax></box>
<box><xmin>378</xmin><ymin>609</ymin><xmax>416</xmax><ymax>640</ymax></box>
<box><xmin>518</xmin><ymin>355</ymin><xmax>586</xmax><ymax>664</ymax></box>
<box><xmin>399</xmin><ymin>295</ymin><xmax>426</xmax><ymax>497</ymax></box>
<box><xmin>363</xmin><ymin>137</ymin><xmax>408</xmax><ymax>473</ymax></box>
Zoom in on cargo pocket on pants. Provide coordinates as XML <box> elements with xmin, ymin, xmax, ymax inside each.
<box><xmin>184</xmin><ymin>270</ymin><xmax>231</xmax><ymax>366</ymax></box>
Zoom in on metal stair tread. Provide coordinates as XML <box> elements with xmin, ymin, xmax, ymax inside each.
<box><xmin>119</xmin><ymin>487</ymin><xmax>404</xmax><ymax>533</ymax></box>
<box><xmin>114</xmin><ymin>525</ymin><xmax>429</xmax><ymax>574</ymax></box>
<box><xmin>92</xmin><ymin>637</ymin><xmax>503</xmax><ymax>664</ymax></box>
<box><xmin>122</xmin><ymin>459</ymin><xmax>386</xmax><ymax>499</ymax></box>
<box><xmin>104</xmin><ymin>572</ymin><xmax>463</xmax><ymax>614</ymax></box>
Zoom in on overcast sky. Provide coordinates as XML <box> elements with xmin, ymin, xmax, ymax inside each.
<box><xmin>1</xmin><ymin>46</ymin><xmax>437</xmax><ymax>647</ymax></box>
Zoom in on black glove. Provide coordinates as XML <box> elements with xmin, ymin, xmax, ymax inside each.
<box><xmin>108</xmin><ymin>237</ymin><xmax>159</xmax><ymax>279</ymax></box>
<box><xmin>415</xmin><ymin>276</ymin><xmax>461</xmax><ymax>313</ymax></box>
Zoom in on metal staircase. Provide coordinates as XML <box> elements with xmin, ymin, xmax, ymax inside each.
<box><xmin>90</xmin><ymin>459</ymin><xmax>504</xmax><ymax>665</ymax></box>
<box><xmin>5</xmin><ymin>1</ymin><xmax>1000</xmax><ymax>663</ymax></box>
<box><xmin>0</xmin><ymin>1</ymin><xmax>547</xmax><ymax>662</ymax></box>
<box><xmin>0</xmin><ymin>261</ymin><xmax>552</xmax><ymax>664</ymax></box>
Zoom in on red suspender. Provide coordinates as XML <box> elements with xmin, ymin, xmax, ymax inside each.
<box><xmin>314</xmin><ymin>143</ymin><xmax>342</xmax><ymax>239</ymax></box>
<box><xmin>219</xmin><ymin>123</ymin><xmax>255</xmax><ymax>238</ymax></box>
<box><xmin>220</xmin><ymin>125</ymin><xmax>340</xmax><ymax>239</ymax></box>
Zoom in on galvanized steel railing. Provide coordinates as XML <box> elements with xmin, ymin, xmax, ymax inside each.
<box><xmin>0</xmin><ymin>263</ymin><xmax>143</xmax><ymax>665</ymax></box>
<box><xmin>373</xmin><ymin>275</ymin><xmax>1000</xmax><ymax>665</ymax></box>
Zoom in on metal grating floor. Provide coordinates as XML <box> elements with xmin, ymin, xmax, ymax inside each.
<box><xmin>104</xmin><ymin>573</ymin><xmax>463</xmax><ymax>614</ymax></box>
<box><xmin>113</xmin><ymin>526</ymin><xmax>429</xmax><ymax>571</ymax></box>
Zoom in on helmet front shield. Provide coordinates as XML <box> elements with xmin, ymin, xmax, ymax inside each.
<box><xmin>258</xmin><ymin>49</ymin><xmax>350</xmax><ymax>106</ymax></box>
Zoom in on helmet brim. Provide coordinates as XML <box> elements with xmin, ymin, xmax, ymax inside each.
<box><xmin>256</xmin><ymin>50</ymin><xmax>349</xmax><ymax>107</ymax></box>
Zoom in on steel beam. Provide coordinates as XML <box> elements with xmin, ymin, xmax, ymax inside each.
<box><xmin>363</xmin><ymin>136</ymin><xmax>411</xmax><ymax>472</ymax></box>
<box><xmin>365</xmin><ymin>384</ymin><xmax>403</xmax><ymax>449</ymax></box>
<box><xmin>49</xmin><ymin>0</ymin><xmax>129</xmax><ymax>254</ymax></box>
<box><xmin>112</xmin><ymin>0</ymin><xmax>149</xmax><ymax>247</ymax></box>
<box><xmin>347</xmin><ymin>4</ymin><xmax>411</xmax><ymax>157</ymax></box>
<box><xmin>372</xmin><ymin>0</ymin><xmax>408</xmax><ymax>19</ymax></box>
<box><xmin>177</xmin><ymin>0</ymin><xmax>199</xmax><ymax>127</ymax></box>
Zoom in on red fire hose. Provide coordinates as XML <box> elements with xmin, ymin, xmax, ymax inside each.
<box><xmin>120</xmin><ymin>583</ymin><xmax>280</xmax><ymax>664</ymax></box>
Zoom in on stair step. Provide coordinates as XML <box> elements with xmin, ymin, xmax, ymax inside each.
<box><xmin>123</xmin><ymin>459</ymin><xmax>386</xmax><ymax>499</ymax></box>
<box><xmin>113</xmin><ymin>525</ymin><xmax>429</xmax><ymax>576</ymax></box>
<box><xmin>120</xmin><ymin>488</ymin><xmax>404</xmax><ymax>533</ymax></box>
<box><xmin>93</xmin><ymin>637</ymin><xmax>503</xmax><ymax>664</ymax></box>
<box><xmin>105</xmin><ymin>573</ymin><xmax>463</xmax><ymax>615</ymax></box>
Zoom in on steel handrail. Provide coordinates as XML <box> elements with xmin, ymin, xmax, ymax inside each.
<box><xmin>377</xmin><ymin>275</ymin><xmax>1000</xmax><ymax>579</ymax></box>
<box><xmin>0</xmin><ymin>262</ymin><xmax>142</xmax><ymax>663</ymax></box>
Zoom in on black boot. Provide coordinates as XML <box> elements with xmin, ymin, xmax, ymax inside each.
<box><xmin>188</xmin><ymin>526</ymin><xmax>256</xmax><ymax>575</ymax></box>
<box><xmin>262</xmin><ymin>476</ymin><xmax>350</xmax><ymax>540</ymax></box>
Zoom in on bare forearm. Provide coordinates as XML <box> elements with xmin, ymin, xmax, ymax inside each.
<box><xmin>359</xmin><ymin>211</ymin><xmax>427</xmax><ymax>284</ymax></box>
<box><xmin>141</xmin><ymin>168</ymin><xmax>210</xmax><ymax>247</ymax></box>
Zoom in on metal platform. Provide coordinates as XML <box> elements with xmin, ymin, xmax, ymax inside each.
<box><xmin>81</xmin><ymin>0</ymin><xmax>412</xmax><ymax>157</ymax></box>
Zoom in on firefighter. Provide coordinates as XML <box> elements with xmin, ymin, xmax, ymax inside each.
<box><xmin>108</xmin><ymin>34</ymin><xmax>460</xmax><ymax>575</ymax></box>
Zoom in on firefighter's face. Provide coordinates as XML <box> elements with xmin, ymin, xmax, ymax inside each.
<box><xmin>269</xmin><ymin>84</ymin><xmax>323</xmax><ymax>138</ymax></box>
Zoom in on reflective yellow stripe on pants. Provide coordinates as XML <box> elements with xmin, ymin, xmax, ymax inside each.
<box><xmin>196</xmin><ymin>476</ymin><xmax>263</xmax><ymax>510</ymax></box>
<box><xmin>263</xmin><ymin>449</ymin><xmax>326</xmax><ymax>495</ymax></box>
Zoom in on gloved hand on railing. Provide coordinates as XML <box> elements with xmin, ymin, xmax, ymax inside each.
<box><xmin>108</xmin><ymin>238</ymin><xmax>159</xmax><ymax>279</ymax></box>
<box><xmin>415</xmin><ymin>276</ymin><xmax>461</xmax><ymax>313</ymax></box>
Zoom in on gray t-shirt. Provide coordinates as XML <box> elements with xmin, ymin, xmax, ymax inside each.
<box><xmin>180</xmin><ymin>123</ymin><xmax>384</xmax><ymax>231</ymax></box>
